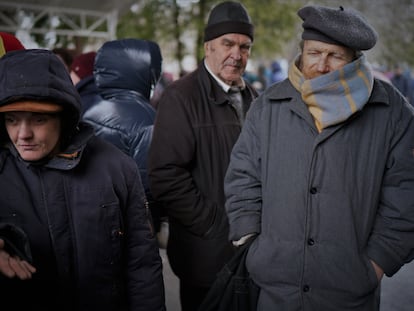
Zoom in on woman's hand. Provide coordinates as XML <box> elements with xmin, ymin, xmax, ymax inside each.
<box><xmin>0</xmin><ymin>238</ymin><xmax>36</xmax><ymax>280</ymax></box>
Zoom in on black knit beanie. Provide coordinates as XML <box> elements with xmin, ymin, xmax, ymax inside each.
<box><xmin>204</xmin><ymin>1</ymin><xmax>254</xmax><ymax>42</ymax></box>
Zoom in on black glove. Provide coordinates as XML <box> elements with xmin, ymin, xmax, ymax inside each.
<box><xmin>0</xmin><ymin>223</ymin><xmax>33</xmax><ymax>263</ymax></box>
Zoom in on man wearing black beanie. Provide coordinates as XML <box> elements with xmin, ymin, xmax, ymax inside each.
<box><xmin>225</xmin><ymin>4</ymin><xmax>414</xmax><ymax>311</ymax></box>
<box><xmin>148</xmin><ymin>1</ymin><xmax>257</xmax><ymax>310</ymax></box>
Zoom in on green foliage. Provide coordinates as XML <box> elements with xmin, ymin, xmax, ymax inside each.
<box><xmin>117</xmin><ymin>0</ymin><xmax>204</xmax><ymax>72</ymax></box>
<box><xmin>117</xmin><ymin>0</ymin><xmax>165</xmax><ymax>40</ymax></box>
<box><xmin>242</xmin><ymin>0</ymin><xmax>301</xmax><ymax>59</ymax></box>
<box><xmin>4</xmin><ymin>0</ymin><xmax>414</xmax><ymax>69</ymax></box>
<box><xmin>116</xmin><ymin>0</ymin><xmax>414</xmax><ymax>69</ymax></box>
<box><xmin>372</xmin><ymin>0</ymin><xmax>414</xmax><ymax>68</ymax></box>
<box><xmin>117</xmin><ymin>0</ymin><xmax>302</xmax><ymax>68</ymax></box>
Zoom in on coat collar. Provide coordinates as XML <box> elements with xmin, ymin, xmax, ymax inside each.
<box><xmin>198</xmin><ymin>61</ymin><xmax>228</xmax><ymax>106</ymax></box>
<box><xmin>46</xmin><ymin>123</ymin><xmax>95</xmax><ymax>170</ymax></box>
<box><xmin>197</xmin><ymin>60</ymin><xmax>257</xmax><ymax>107</ymax></box>
<box><xmin>263</xmin><ymin>78</ymin><xmax>391</xmax><ymax>138</ymax></box>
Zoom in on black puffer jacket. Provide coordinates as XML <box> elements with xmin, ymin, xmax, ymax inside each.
<box><xmin>83</xmin><ymin>39</ymin><xmax>162</xmax><ymax>202</ymax></box>
<box><xmin>0</xmin><ymin>49</ymin><xmax>165</xmax><ymax>311</ymax></box>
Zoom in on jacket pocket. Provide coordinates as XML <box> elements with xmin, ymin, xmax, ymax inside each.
<box><xmin>101</xmin><ymin>201</ymin><xmax>124</xmax><ymax>264</ymax></box>
<box><xmin>203</xmin><ymin>203</ymin><xmax>228</xmax><ymax>239</ymax></box>
<box><xmin>0</xmin><ymin>213</ymin><xmax>22</xmax><ymax>226</ymax></box>
<box><xmin>363</xmin><ymin>253</ymin><xmax>380</xmax><ymax>289</ymax></box>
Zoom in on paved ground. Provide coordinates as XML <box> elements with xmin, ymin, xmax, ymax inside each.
<box><xmin>380</xmin><ymin>261</ymin><xmax>414</xmax><ymax>310</ymax></box>
<box><xmin>160</xmin><ymin>249</ymin><xmax>181</xmax><ymax>311</ymax></box>
<box><xmin>161</xmin><ymin>249</ymin><xmax>414</xmax><ymax>311</ymax></box>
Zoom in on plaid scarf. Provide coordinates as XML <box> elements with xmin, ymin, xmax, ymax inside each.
<box><xmin>288</xmin><ymin>54</ymin><xmax>374</xmax><ymax>132</ymax></box>
<box><xmin>0</xmin><ymin>37</ymin><xmax>6</xmax><ymax>57</ymax></box>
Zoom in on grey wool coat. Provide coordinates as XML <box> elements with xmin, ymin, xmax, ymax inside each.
<box><xmin>224</xmin><ymin>78</ymin><xmax>414</xmax><ymax>310</ymax></box>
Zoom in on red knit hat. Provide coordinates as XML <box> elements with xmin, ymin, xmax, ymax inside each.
<box><xmin>70</xmin><ymin>51</ymin><xmax>97</xmax><ymax>80</ymax></box>
<box><xmin>0</xmin><ymin>32</ymin><xmax>25</xmax><ymax>57</ymax></box>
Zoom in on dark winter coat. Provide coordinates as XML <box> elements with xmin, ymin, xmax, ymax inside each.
<box><xmin>83</xmin><ymin>39</ymin><xmax>162</xmax><ymax>202</ymax></box>
<box><xmin>225</xmin><ymin>78</ymin><xmax>414</xmax><ymax>310</ymax></box>
<box><xmin>0</xmin><ymin>49</ymin><xmax>165</xmax><ymax>311</ymax></box>
<box><xmin>75</xmin><ymin>75</ymin><xmax>101</xmax><ymax>116</ymax></box>
<box><xmin>148</xmin><ymin>61</ymin><xmax>258</xmax><ymax>286</ymax></box>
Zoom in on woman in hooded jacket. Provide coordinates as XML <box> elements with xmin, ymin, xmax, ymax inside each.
<box><xmin>0</xmin><ymin>49</ymin><xmax>165</xmax><ymax>311</ymax></box>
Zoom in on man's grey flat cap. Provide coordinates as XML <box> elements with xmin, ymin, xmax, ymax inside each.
<box><xmin>298</xmin><ymin>5</ymin><xmax>378</xmax><ymax>51</ymax></box>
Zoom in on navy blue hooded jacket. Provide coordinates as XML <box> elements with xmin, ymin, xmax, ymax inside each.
<box><xmin>83</xmin><ymin>39</ymin><xmax>162</xmax><ymax>205</ymax></box>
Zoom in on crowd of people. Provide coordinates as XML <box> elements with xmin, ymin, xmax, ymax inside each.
<box><xmin>247</xmin><ymin>57</ymin><xmax>414</xmax><ymax>108</ymax></box>
<box><xmin>0</xmin><ymin>1</ymin><xmax>413</xmax><ymax>311</ymax></box>
<box><xmin>389</xmin><ymin>64</ymin><xmax>414</xmax><ymax>106</ymax></box>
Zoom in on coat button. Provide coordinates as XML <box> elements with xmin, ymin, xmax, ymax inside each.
<box><xmin>310</xmin><ymin>187</ymin><xmax>317</xmax><ymax>194</ymax></box>
<box><xmin>303</xmin><ymin>285</ymin><xmax>310</xmax><ymax>292</ymax></box>
<box><xmin>307</xmin><ymin>238</ymin><xmax>315</xmax><ymax>246</ymax></box>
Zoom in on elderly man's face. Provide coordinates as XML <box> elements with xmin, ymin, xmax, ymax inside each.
<box><xmin>204</xmin><ymin>33</ymin><xmax>252</xmax><ymax>86</ymax></box>
<box><xmin>4</xmin><ymin>109</ymin><xmax>61</xmax><ymax>161</ymax></box>
<box><xmin>300</xmin><ymin>40</ymin><xmax>355</xmax><ymax>80</ymax></box>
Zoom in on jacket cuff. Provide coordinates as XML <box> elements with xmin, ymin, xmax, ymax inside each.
<box><xmin>366</xmin><ymin>241</ymin><xmax>403</xmax><ymax>277</ymax></box>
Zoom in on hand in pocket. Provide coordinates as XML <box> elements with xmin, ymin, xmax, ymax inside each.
<box><xmin>370</xmin><ymin>259</ymin><xmax>384</xmax><ymax>281</ymax></box>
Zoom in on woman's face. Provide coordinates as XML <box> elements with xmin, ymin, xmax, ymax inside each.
<box><xmin>4</xmin><ymin>111</ymin><xmax>61</xmax><ymax>161</ymax></box>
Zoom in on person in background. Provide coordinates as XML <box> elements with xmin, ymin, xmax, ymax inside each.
<box><xmin>150</xmin><ymin>72</ymin><xmax>175</xmax><ymax>110</ymax></box>
<box><xmin>409</xmin><ymin>71</ymin><xmax>414</xmax><ymax>107</ymax></box>
<box><xmin>0</xmin><ymin>49</ymin><xmax>165</xmax><ymax>311</ymax></box>
<box><xmin>69</xmin><ymin>51</ymin><xmax>99</xmax><ymax>115</ymax></box>
<box><xmin>255</xmin><ymin>63</ymin><xmax>269</xmax><ymax>92</ymax></box>
<box><xmin>391</xmin><ymin>63</ymin><xmax>411</xmax><ymax>102</ymax></box>
<box><xmin>0</xmin><ymin>32</ymin><xmax>25</xmax><ymax>57</ymax></box>
<box><xmin>52</xmin><ymin>47</ymin><xmax>74</xmax><ymax>72</ymax></box>
<box><xmin>269</xmin><ymin>60</ymin><xmax>284</xmax><ymax>84</ymax></box>
<box><xmin>82</xmin><ymin>39</ymin><xmax>163</xmax><ymax>232</ymax></box>
<box><xmin>224</xmin><ymin>5</ymin><xmax>414</xmax><ymax>310</ymax></box>
<box><xmin>148</xmin><ymin>2</ymin><xmax>257</xmax><ymax>310</ymax></box>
